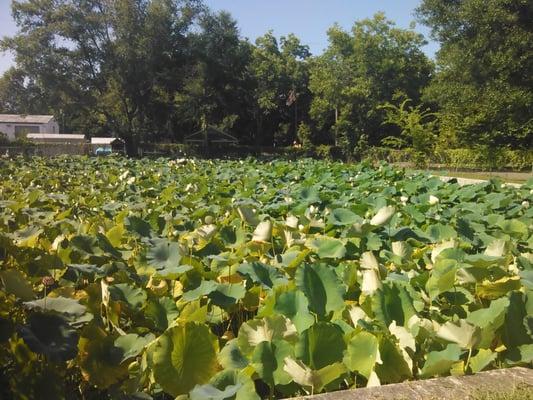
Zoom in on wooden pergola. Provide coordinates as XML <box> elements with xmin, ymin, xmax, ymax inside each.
<box><xmin>184</xmin><ymin>125</ymin><xmax>238</xmax><ymax>147</ymax></box>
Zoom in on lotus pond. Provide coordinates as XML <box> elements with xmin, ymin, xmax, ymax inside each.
<box><xmin>0</xmin><ymin>156</ymin><xmax>532</xmax><ymax>399</ymax></box>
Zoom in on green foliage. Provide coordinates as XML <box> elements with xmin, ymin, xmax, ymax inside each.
<box><xmin>0</xmin><ymin>155</ymin><xmax>531</xmax><ymax>398</ymax></box>
<box><xmin>147</xmin><ymin>322</ymin><xmax>220</xmax><ymax>396</ymax></box>
<box><xmin>297</xmin><ymin>122</ymin><xmax>313</xmax><ymax>149</ymax></box>
<box><xmin>1</xmin><ymin>1</ymin><xmax>531</xmax><ymax>153</ymax></box>
<box><xmin>309</xmin><ymin>13</ymin><xmax>433</xmax><ymax>155</ymax></box>
<box><xmin>380</xmin><ymin>96</ymin><xmax>438</xmax><ymax>167</ymax></box>
<box><xmin>365</xmin><ymin>147</ymin><xmax>533</xmax><ymax>171</ymax></box>
<box><xmin>416</xmin><ymin>0</ymin><xmax>533</xmax><ymax>148</ymax></box>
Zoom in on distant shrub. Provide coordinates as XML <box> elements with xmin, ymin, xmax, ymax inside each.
<box><xmin>367</xmin><ymin>146</ymin><xmax>533</xmax><ymax>171</ymax></box>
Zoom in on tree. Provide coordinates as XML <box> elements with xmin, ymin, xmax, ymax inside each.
<box><xmin>309</xmin><ymin>13</ymin><xmax>433</xmax><ymax>156</ymax></box>
<box><xmin>380</xmin><ymin>96</ymin><xmax>438</xmax><ymax>167</ymax></box>
<box><xmin>1</xmin><ymin>0</ymin><xmax>203</xmax><ymax>154</ymax></box>
<box><xmin>417</xmin><ymin>0</ymin><xmax>533</xmax><ymax>148</ymax></box>
<box><xmin>0</xmin><ymin>67</ymin><xmax>47</xmax><ymax>114</ymax></box>
<box><xmin>175</xmin><ymin>10</ymin><xmax>254</xmax><ymax>142</ymax></box>
<box><xmin>248</xmin><ymin>31</ymin><xmax>311</xmax><ymax>146</ymax></box>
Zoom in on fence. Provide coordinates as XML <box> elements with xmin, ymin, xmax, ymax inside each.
<box><xmin>0</xmin><ymin>143</ymin><xmax>90</xmax><ymax>157</ymax></box>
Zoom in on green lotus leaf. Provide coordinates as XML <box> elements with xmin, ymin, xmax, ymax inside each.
<box><xmin>125</xmin><ymin>216</ymin><xmax>152</xmax><ymax>237</ymax></box>
<box><xmin>466</xmin><ymin>296</ymin><xmax>509</xmax><ymax>348</ymax></box>
<box><xmin>218</xmin><ymin>338</ymin><xmax>249</xmax><ymax>370</ymax></box>
<box><xmin>190</xmin><ymin>370</ymin><xmax>260</xmax><ymax>400</ymax></box>
<box><xmin>426</xmin><ymin>258</ymin><xmax>458</xmax><ymax>300</ymax></box>
<box><xmin>183</xmin><ymin>280</ymin><xmax>219</xmax><ymax>301</ymax></box>
<box><xmin>153</xmin><ymin>264</ymin><xmax>194</xmax><ymax>279</ymax></box>
<box><xmin>497</xmin><ymin>219</ymin><xmax>527</xmax><ymax>238</ymax></box>
<box><xmin>236</xmin><ymin>205</ymin><xmax>259</xmax><ymax>226</ymax></box>
<box><xmin>208</xmin><ymin>283</ymin><xmax>246</xmax><ymax>308</ymax></box>
<box><xmin>146</xmin><ymin>238</ymin><xmax>182</xmax><ymax>270</ymax></box>
<box><xmin>298</xmin><ymin>187</ymin><xmax>321</xmax><ymax>205</ymax></box>
<box><xmin>70</xmin><ymin>234</ymin><xmax>100</xmax><ymax>255</ymax></box>
<box><xmin>476</xmin><ymin>276</ymin><xmax>522</xmax><ymax>300</ymax></box>
<box><xmin>13</xmin><ymin>226</ymin><xmax>42</xmax><ymax>247</ymax></box>
<box><xmin>371</xmin><ymin>281</ymin><xmax>416</xmax><ymax>327</ymax></box>
<box><xmin>295</xmin><ymin>322</ymin><xmax>346</xmax><ymax>370</ymax></box>
<box><xmin>283</xmin><ymin>357</ymin><xmax>346</xmax><ymax>393</ymax></box>
<box><xmin>144</xmin><ymin>297</ymin><xmax>179</xmax><ymax>331</ymax></box>
<box><xmin>0</xmin><ymin>269</ymin><xmax>35</xmax><ymax>301</ymax></box>
<box><xmin>295</xmin><ymin>263</ymin><xmax>345</xmax><ymax>317</ymax></box>
<box><xmin>19</xmin><ymin>313</ymin><xmax>79</xmax><ymax>362</ymax></box>
<box><xmin>375</xmin><ymin>335</ymin><xmax>412</xmax><ymax>383</ymax></box>
<box><xmin>390</xmin><ymin>227</ymin><xmax>431</xmax><ymax>243</ymax></box>
<box><xmin>106</xmin><ymin>223</ymin><xmax>125</xmax><ymax>247</ymax></box>
<box><xmin>426</xmin><ymin>224</ymin><xmax>457</xmax><ymax>242</ymax></box>
<box><xmin>306</xmin><ymin>236</ymin><xmax>346</xmax><ymax>259</ymax></box>
<box><xmin>78</xmin><ymin>324</ymin><xmax>128</xmax><ymax>388</ymax></box>
<box><xmin>24</xmin><ymin>296</ymin><xmax>86</xmax><ymax>317</ymax></box>
<box><xmin>147</xmin><ymin>322</ymin><xmax>219</xmax><ymax>396</ymax></box>
<box><xmin>109</xmin><ymin>283</ymin><xmax>147</xmax><ymax>310</ymax></box>
<box><xmin>502</xmin><ymin>291</ymin><xmax>531</xmax><ymax>348</ymax></box>
<box><xmin>250</xmin><ymin>339</ymin><xmax>294</xmax><ymax>387</ymax></box>
<box><xmin>519</xmin><ymin>270</ymin><xmax>533</xmax><ymax>290</ymax></box>
<box><xmin>237</xmin><ymin>262</ymin><xmax>287</xmax><ymax>289</ymax></box>
<box><xmin>329</xmin><ymin>208</ymin><xmax>360</xmax><ymax>226</ymax></box>
<box><xmin>420</xmin><ymin>344</ymin><xmax>463</xmax><ymax>378</ymax></box>
<box><xmin>114</xmin><ymin>333</ymin><xmax>155</xmax><ymax>363</ymax></box>
<box><xmin>516</xmin><ymin>344</ymin><xmax>533</xmax><ymax>364</ymax></box>
<box><xmin>273</xmin><ymin>290</ymin><xmax>314</xmax><ymax>333</ymax></box>
<box><xmin>64</xmin><ymin>264</ymin><xmax>101</xmax><ymax>281</ymax></box>
<box><xmin>237</xmin><ymin>315</ymin><xmax>296</xmax><ymax>356</ymax></box>
<box><xmin>343</xmin><ymin>331</ymin><xmax>380</xmax><ymax>379</ymax></box>
<box><xmin>436</xmin><ymin>319</ymin><xmax>481</xmax><ymax>349</ymax></box>
<box><xmin>96</xmin><ymin>233</ymin><xmax>122</xmax><ymax>258</ymax></box>
<box><xmin>463</xmin><ymin>254</ymin><xmax>506</xmax><ymax>268</ymax></box>
<box><xmin>469</xmin><ymin>349</ymin><xmax>496</xmax><ymax>373</ymax></box>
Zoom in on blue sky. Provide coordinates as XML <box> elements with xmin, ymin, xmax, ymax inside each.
<box><xmin>0</xmin><ymin>0</ymin><xmax>437</xmax><ymax>74</ymax></box>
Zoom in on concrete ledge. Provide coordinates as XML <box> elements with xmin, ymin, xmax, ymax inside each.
<box><xmin>297</xmin><ymin>368</ymin><xmax>533</xmax><ymax>400</ymax></box>
<box><xmin>438</xmin><ymin>176</ymin><xmax>522</xmax><ymax>187</ymax></box>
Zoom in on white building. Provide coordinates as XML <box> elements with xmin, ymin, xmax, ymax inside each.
<box><xmin>0</xmin><ymin>114</ymin><xmax>60</xmax><ymax>140</ymax></box>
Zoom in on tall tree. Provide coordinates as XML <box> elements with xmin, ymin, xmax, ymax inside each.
<box><xmin>0</xmin><ymin>67</ymin><xmax>47</xmax><ymax>114</ymax></box>
<box><xmin>309</xmin><ymin>13</ymin><xmax>433</xmax><ymax>155</ymax></box>
<box><xmin>1</xmin><ymin>0</ymin><xmax>203</xmax><ymax>153</ymax></box>
<box><xmin>417</xmin><ymin>0</ymin><xmax>533</xmax><ymax>148</ymax></box>
<box><xmin>249</xmin><ymin>31</ymin><xmax>311</xmax><ymax>146</ymax></box>
<box><xmin>175</xmin><ymin>10</ymin><xmax>254</xmax><ymax>141</ymax></box>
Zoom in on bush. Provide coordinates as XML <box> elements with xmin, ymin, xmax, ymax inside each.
<box><xmin>366</xmin><ymin>146</ymin><xmax>533</xmax><ymax>171</ymax></box>
<box><xmin>437</xmin><ymin>147</ymin><xmax>533</xmax><ymax>171</ymax></box>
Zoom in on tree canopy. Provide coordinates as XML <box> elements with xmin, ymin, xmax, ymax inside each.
<box><xmin>0</xmin><ymin>0</ymin><xmax>531</xmax><ymax>155</ymax></box>
<box><xmin>416</xmin><ymin>0</ymin><xmax>533</xmax><ymax>148</ymax></box>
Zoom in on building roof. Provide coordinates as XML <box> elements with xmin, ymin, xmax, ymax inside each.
<box><xmin>27</xmin><ymin>133</ymin><xmax>85</xmax><ymax>141</ymax></box>
<box><xmin>91</xmin><ymin>137</ymin><xmax>124</xmax><ymax>145</ymax></box>
<box><xmin>0</xmin><ymin>114</ymin><xmax>55</xmax><ymax>124</ymax></box>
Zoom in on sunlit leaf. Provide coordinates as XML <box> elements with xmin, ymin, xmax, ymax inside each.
<box><xmin>147</xmin><ymin>322</ymin><xmax>219</xmax><ymax>396</ymax></box>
